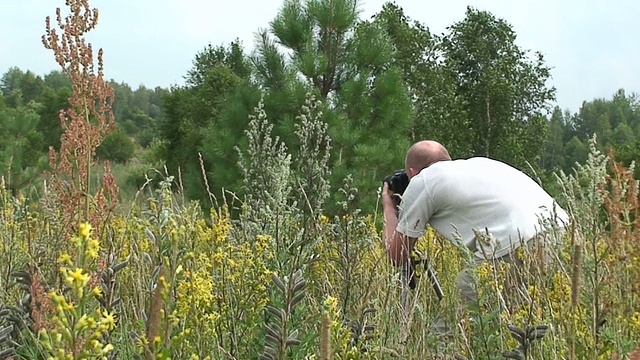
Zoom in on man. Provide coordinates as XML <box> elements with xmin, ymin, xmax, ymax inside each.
<box><xmin>382</xmin><ymin>140</ymin><xmax>569</xmax><ymax>317</ymax></box>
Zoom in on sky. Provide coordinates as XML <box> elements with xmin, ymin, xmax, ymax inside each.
<box><xmin>1</xmin><ymin>0</ymin><xmax>639</xmax><ymax>113</ymax></box>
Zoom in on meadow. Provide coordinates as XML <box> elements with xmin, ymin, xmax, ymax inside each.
<box><xmin>1</xmin><ymin>95</ymin><xmax>640</xmax><ymax>359</ymax></box>
<box><xmin>1</xmin><ymin>0</ymin><xmax>640</xmax><ymax>359</ymax></box>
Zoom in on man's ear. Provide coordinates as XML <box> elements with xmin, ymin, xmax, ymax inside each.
<box><xmin>408</xmin><ymin>167</ymin><xmax>418</xmax><ymax>179</ymax></box>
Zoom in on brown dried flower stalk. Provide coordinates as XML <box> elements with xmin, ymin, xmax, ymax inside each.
<box><xmin>41</xmin><ymin>0</ymin><xmax>119</xmax><ymax>236</ymax></box>
<box><xmin>29</xmin><ymin>270</ymin><xmax>54</xmax><ymax>333</ymax></box>
<box><xmin>320</xmin><ymin>312</ymin><xmax>331</xmax><ymax>360</ymax></box>
<box><xmin>146</xmin><ymin>265</ymin><xmax>166</xmax><ymax>359</ymax></box>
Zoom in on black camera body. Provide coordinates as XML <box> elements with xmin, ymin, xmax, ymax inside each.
<box><xmin>384</xmin><ymin>169</ymin><xmax>410</xmax><ymax>199</ymax></box>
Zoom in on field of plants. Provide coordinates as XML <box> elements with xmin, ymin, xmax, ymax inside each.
<box><xmin>1</xmin><ymin>0</ymin><xmax>639</xmax><ymax>359</ymax></box>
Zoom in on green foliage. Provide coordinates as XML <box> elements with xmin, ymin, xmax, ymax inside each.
<box><xmin>187</xmin><ymin>40</ymin><xmax>252</xmax><ymax>87</ymax></box>
<box><xmin>258</xmin><ymin>0</ymin><xmax>414</xmax><ymax>213</ymax></box>
<box><xmin>200</xmin><ymin>80</ymin><xmax>263</xmax><ymax>205</ymax></box>
<box><xmin>260</xmin><ymin>270</ymin><xmax>306</xmax><ymax>360</ymax></box>
<box><xmin>36</xmin><ymin>85</ymin><xmax>70</xmax><ymax>151</ymax></box>
<box><xmin>0</xmin><ymin>103</ymin><xmax>47</xmax><ymax>192</ymax></box>
<box><xmin>0</xmin><ymin>66</ymin><xmax>164</xmax><ymax>199</ymax></box>
<box><xmin>1</xmin><ymin>67</ymin><xmax>46</xmax><ymax>106</ymax></box>
<box><xmin>373</xmin><ymin>3</ymin><xmax>464</xmax><ymax>150</ymax></box>
<box><xmin>159</xmin><ymin>43</ymin><xmax>252</xmax><ymax>207</ymax></box>
<box><xmin>439</xmin><ymin>7</ymin><xmax>555</xmax><ymax>168</ymax></box>
<box><xmin>586</xmin><ymin>91</ymin><xmax>640</xmax><ymax>175</ymax></box>
<box><xmin>95</xmin><ymin>128</ymin><xmax>136</xmax><ymax>163</ymax></box>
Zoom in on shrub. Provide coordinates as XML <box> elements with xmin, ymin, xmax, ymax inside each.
<box><xmin>96</xmin><ymin>129</ymin><xmax>136</xmax><ymax>164</ymax></box>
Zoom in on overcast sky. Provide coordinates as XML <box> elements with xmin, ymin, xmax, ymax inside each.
<box><xmin>1</xmin><ymin>0</ymin><xmax>638</xmax><ymax>113</ymax></box>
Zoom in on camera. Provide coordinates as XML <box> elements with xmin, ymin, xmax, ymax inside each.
<box><xmin>384</xmin><ymin>169</ymin><xmax>410</xmax><ymax>196</ymax></box>
<box><xmin>383</xmin><ymin>169</ymin><xmax>409</xmax><ymax>207</ymax></box>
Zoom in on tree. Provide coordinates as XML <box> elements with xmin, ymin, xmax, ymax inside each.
<box><xmin>567</xmin><ymin>89</ymin><xmax>640</xmax><ymax>176</ymax></box>
<box><xmin>43</xmin><ymin>70</ymin><xmax>72</xmax><ymax>90</ymax></box>
<box><xmin>0</xmin><ymin>103</ymin><xmax>47</xmax><ymax>193</ymax></box>
<box><xmin>256</xmin><ymin>0</ymin><xmax>414</xmax><ymax>212</ymax></box>
<box><xmin>187</xmin><ymin>40</ymin><xmax>252</xmax><ymax>88</ymax></box>
<box><xmin>576</xmin><ymin>99</ymin><xmax>612</xmax><ymax>143</ymax></box>
<box><xmin>612</xmin><ymin>122</ymin><xmax>635</xmax><ymax>146</ymax></box>
<box><xmin>37</xmin><ymin>85</ymin><xmax>71</xmax><ymax>150</ymax></box>
<box><xmin>439</xmin><ymin>7</ymin><xmax>555</xmax><ymax>168</ymax></box>
<box><xmin>541</xmin><ymin>107</ymin><xmax>566</xmax><ymax>171</ymax></box>
<box><xmin>267</xmin><ymin>0</ymin><xmax>359</xmax><ymax>98</ymax></box>
<box><xmin>372</xmin><ymin>2</ymin><xmax>467</xmax><ymax>154</ymax></box>
<box><xmin>0</xmin><ymin>67</ymin><xmax>46</xmax><ymax>106</ymax></box>
<box><xmin>159</xmin><ymin>41</ymin><xmax>252</xmax><ymax>203</ymax></box>
<box><xmin>200</xmin><ymin>79</ymin><xmax>263</xmax><ymax>207</ymax></box>
<box><xmin>95</xmin><ymin>129</ymin><xmax>135</xmax><ymax>163</ymax></box>
<box><xmin>564</xmin><ymin>136</ymin><xmax>588</xmax><ymax>171</ymax></box>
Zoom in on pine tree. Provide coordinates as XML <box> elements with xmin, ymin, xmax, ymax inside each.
<box><xmin>252</xmin><ymin>0</ymin><xmax>414</xmax><ymax>213</ymax></box>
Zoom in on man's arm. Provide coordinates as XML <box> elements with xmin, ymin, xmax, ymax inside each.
<box><xmin>382</xmin><ymin>182</ymin><xmax>417</xmax><ymax>266</ymax></box>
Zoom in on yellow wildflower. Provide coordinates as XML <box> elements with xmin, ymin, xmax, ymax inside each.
<box><xmin>65</xmin><ymin>268</ymin><xmax>90</xmax><ymax>288</ymax></box>
<box><xmin>631</xmin><ymin>312</ymin><xmax>640</xmax><ymax>330</ymax></box>
<box><xmin>78</xmin><ymin>222</ymin><xmax>92</xmax><ymax>238</ymax></box>
<box><xmin>57</xmin><ymin>253</ymin><xmax>72</xmax><ymax>265</ymax></box>
<box><xmin>100</xmin><ymin>343</ymin><xmax>114</xmax><ymax>355</ymax></box>
<box><xmin>100</xmin><ymin>310</ymin><xmax>116</xmax><ymax>331</ymax></box>
<box><xmin>476</xmin><ymin>262</ymin><xmax>493</xmax><ymax>280</ymax></box>
<box><xmin>323</xmin><ymin>296</ymin><xmax>338</xmax><ymax>314</ymax></box>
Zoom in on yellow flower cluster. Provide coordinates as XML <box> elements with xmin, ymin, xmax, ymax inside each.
<box><xmin>36</xmin><ymin>221</ymin><xmax>115</xmax><ymax>359</ymax></box>
<box><xmin>321</xmin><ymin>295</ymin><xmax>360</xmax><ymax>358</ymax></box>
<box><xmin>169</xmin><ymin>207</ymin><xmax>273</xmax><ymax>355</ymax></box>
<box><xmin>323</xmin><ymin>296</ymin><xmax>339</xmax><ymax>319</ymax></box>
<box><xmin>210</xmin><ymin>207</ymin><xmax>232</xmax><ymax>244</ymax></box>
<box><xmin>547</xmin><ymin>272</ymin><xmax>572</xmax><ymax>319</ymax></box>
<box><xmin>630</xmin><ymin>312</ymin><xmax>640</xmax><ymax>331</ymax></box>
<box><xmin>176</xmin><ymin>265</ymin><xmax>216</xmax><ymax>315</ymax></box>
<box><xmin>68</xmin><ymin>222</ymin><xmax>101</xmax><ymax>261</ymax></box>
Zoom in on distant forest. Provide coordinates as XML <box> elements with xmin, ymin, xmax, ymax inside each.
<box><xmin>2</xmin><ymin>3</ymin><xmax>639</xmax><ymax>215</ymax></box>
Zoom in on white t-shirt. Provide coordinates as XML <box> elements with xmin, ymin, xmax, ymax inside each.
<box><xmin>396</xmin><ymin>157</ymin><xmax>569</xmax><ymax>259</ymax></box>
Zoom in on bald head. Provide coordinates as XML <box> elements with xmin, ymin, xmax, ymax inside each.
<box><xmin>405</xmin><ymin>140</ymin><xmax>451</xmax><ymax>174</ymax></box>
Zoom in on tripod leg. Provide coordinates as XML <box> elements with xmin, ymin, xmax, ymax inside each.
<box><xmin>400</xmin><ymin>262</ymin><xmax>410</xmax><ymax>315</ymax></box>
<box><xmin>426</xmin><ymin>265</ymin><xmax>444</xmax><ymax>301</ymax></box>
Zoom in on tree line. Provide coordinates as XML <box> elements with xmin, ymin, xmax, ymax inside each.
<box><xmin>1</xmin><ymin>1</ymin><xmax>639</xmax><ymax>215</ymax></box>
<box><xmin>0</xmin><ymin>65</ymin><xmax>167</xmax><ymax>193</ymax></box>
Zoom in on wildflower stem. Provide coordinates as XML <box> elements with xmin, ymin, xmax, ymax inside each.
<box><xmin>84</xmin><ymin>95</ymin><xmax>91</xmax><ymax>223</ymax></box>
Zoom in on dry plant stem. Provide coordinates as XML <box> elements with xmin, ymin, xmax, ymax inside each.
<box><xmin>342</xmin><ymin>217</ymin><xmax>352</xmax><ymax>313</ymax></box>
<box><xmin>41</xmin><ymin>0</ymin><xmax>118</xmax><ymax>233</ymax></box>
<box><xmin>569</xmin><ymin>220</ymin><xmax>582</xmax><ymax>360</ymax></box>
<box><xmin>146</xmin><ymin>265</ymin><xmax>165</xmax><ymax>359</ymax></box>
<box><xmin>320</xmin><ymin>312</ymin><xmax>331</xmax><ymax>359</ymax></box>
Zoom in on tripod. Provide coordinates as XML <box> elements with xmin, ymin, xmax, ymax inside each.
<box><xmin>400</xmin><ymin>253</ymin><xmax>444</xmax><ymax>317</ymax></box>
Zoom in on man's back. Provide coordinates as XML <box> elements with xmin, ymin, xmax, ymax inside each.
<box><xmin>398</xmin><ymin>157</ymin><xmax>569</xmax><ymax>259</ymax></box>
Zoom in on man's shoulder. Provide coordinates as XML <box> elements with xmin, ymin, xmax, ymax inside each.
<box><xmin>422</xmin><ymin>157</ymin><xmax>520</xmax><ymax>185</ymax></box>
<box><xmin>428</xmin><ymin>157</ymin><xmax>501</xmax><ymax>172</ymax></box>
<box><xmin>448</xmin><ymin>156</ymin><xmax>515</xmax><ymax>171</ymax></box>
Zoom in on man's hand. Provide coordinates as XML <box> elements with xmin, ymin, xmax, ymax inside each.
<box><xmin>382</xmin><ymin>182</ymin><xmax>417</xmax><ymax>266</ymax></box>
<box><xmin>381</xmin><ymin>182</ymin><xmax>397</xmax><ymax>213</ymax></box>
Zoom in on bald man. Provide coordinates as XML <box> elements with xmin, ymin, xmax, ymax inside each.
<box><xmin>382</xmin><ymin>140</ymin><xmax>569</xmax><ymax>331</ymax></box>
